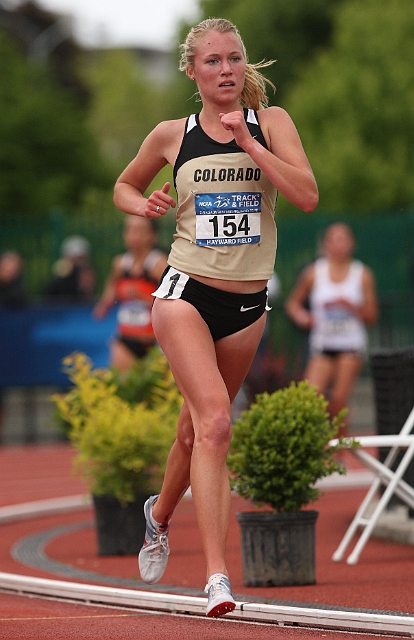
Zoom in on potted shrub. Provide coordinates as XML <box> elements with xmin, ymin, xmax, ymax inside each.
<box><xmin>227</xmin><ymin>380</ymin><xmax>347</xmax><ymax>586</ymax></box>
<box><xmin>52</xmin><ymin>350</ymin><xmax>182</xmax><ymax>555</ymax></box>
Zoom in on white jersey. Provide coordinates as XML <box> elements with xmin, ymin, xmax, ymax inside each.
<box><xmin>309</xmin><ymin>258</ymin><xmax>368</xmax><ymax>353</ymax></box>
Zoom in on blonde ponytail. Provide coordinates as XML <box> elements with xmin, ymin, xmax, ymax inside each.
<box><xmin>242</xmin><ymin>61</ymin><xmax>276</xmax><ymax>110</ymax></box>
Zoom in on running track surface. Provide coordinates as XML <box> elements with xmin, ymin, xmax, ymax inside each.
<box><xmin>0</xmin><ymin>444</ymin><xmax>413</xmax><ymax>639</ymax></box>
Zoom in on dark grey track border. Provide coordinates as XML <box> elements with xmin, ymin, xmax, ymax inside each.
<box><xmin>11</xmin><ymin>519</ymin><xmax>414</xmax><ymax>619</ymax></box>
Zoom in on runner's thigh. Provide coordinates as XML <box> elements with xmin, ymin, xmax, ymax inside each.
<box><xmin>215</xmin><ymin>312</ymin><xmax>267</xmax><ymax>403</ymax></box>
<box><xmin>151</xmin><ymin>297</ymin><xmax>230</xmax><ymax>416</ymax></box>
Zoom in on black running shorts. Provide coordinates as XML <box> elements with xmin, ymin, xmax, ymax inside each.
<box><xmin>153</xmin><ymin>266</ymin><xmax>268</xmax><ymax>341</ymax></box>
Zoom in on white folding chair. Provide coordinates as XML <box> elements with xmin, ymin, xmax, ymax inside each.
<box><xmin>329</xmin><ymin>405</ymin><xmax>414</xmax><ymax>565</ymax></box>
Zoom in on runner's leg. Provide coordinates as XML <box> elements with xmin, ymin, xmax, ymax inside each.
<box><xmin>151</xmin><ymin>296</ymin><xmax>266</xmax><ymax>579</ymax></box>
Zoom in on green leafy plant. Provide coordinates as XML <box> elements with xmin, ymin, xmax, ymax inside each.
<box><xmin>54</xmin><ymin>347</ymin><xmax>176</xmax><ymax>437</ymax></box>
<box><xmin>227</xmin><ymin>380</ymin><xmax>348</xmax><ymax>512</ymax></box>
<box><xmin>52</xmin><ymin>351</ymin><xmax>182</xmax><ymax>503</ymax></box>
<box><xmin>110</xmin><ymin>349</ymin><xmax>175</xmax><ymax>408</ymax></box>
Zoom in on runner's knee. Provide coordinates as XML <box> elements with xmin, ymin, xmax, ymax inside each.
<box><xmin>196</xmin><ymin>409</ymin><xmax>232</xmax><ymax>450</ymax></box>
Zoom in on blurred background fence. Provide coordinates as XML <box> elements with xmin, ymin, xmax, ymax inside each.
<box><xmin>2</xmin><ymin>207</ymin><xmax>413</xmax><ymax>380</ymax></box>
<box><xmin>3</xmin><ymin>208</ymin><xmax>414</xmax><ymax>297</ymax></box>
<box><xmin>1</xmin><ymin>206</ymin><xmax>414</xmax><ymax>444</ymax></box>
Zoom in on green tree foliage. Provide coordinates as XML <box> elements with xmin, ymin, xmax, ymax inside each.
<box><xmin>0</xmin><ymin>28</ymin><xmax>111</xmax><ymax>215</ymax></box>
<box><xmin>80</xmin><ymin>49</ymin><xmax>168</xmax><ymax>177</ymax></box>
<box><xmin>193</xmin><ymin>0</ymin><xmax>343</xmax><ymax>103</ymax></box>
<box><xmin>285</xmin><ymin>0</ymin><xmax>414</xmax><ymax>212</ymax></box>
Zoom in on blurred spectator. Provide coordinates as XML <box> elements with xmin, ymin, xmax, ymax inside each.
<box><xmin>0</xmin><ymin>250</ymin><xmax>27</xmax><ymax>308</ymax></box>
<box><xmin>43</xmin><ymin>236</ymin><xmax>96</xmax><ymax>302</ymax></box>
<box><xmin>93</xmin><ymin>216</ymin><xmax>167</xmax><ymax>372</ymax></box>
<box><xmin>285</xmin><ymin>222</ymin><xmax>378</xmax><ymax>435</ymax></box>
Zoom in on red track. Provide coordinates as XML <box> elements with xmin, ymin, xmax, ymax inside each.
<box><xmin>0</xmin><ymin>444</ymin><xmax>413</xmax><ymax>639</ymax></box>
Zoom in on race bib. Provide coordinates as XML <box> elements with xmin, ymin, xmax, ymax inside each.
<box><xmin>152</xmin><ymin>267</ymin><xmax>189</xmax><ymax>299</ymax></box>
<box><xmin>117</xmin><ymin>301</ymin><xmax>151</xmax><ymax>328</ymax></box>
<box><xmin>322</xmin><ymin>306</ymin><xmax>354</xmax><ymax>335</ymax></box>
<box><xmin>195</xmin><ymin>192</ymin><xmax>261</xmax><ymax>247</ymax></box>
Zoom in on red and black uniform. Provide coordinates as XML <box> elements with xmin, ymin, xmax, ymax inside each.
<box><xmin>115</xmin><ymin>250</ymin><xmax>162</xmax><ymax>358</ymax></box>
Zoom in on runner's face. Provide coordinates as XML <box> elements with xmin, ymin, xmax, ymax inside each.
<box><xmin>323</xmin><ymin>224</ymin><xmax>355</xmax><ymax>260</ymax></box>
<box><xmin>190</xmin><ymin>30</ymin><xmax>246</xmax><ymax>106</ymax></box>
<box><xmin>123</xmin><ymin>217</ymin><xmax>155</xmax><ymax>253</ymax></box>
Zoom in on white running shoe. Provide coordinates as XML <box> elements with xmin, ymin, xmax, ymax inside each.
<box><xmin>205</xmin><ymin>573</ymin><xmax>236</xmax><ymax>618</ymax></box>
<box><xmin>138</xmin><ymin>495</ymin><xmax>170</xmax><ymax>584</ymax></box>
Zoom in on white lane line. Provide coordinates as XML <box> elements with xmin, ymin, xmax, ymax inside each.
<box><xmin>0</xmin><ymin>572</ymin><xmax>413</xmax><ymax>636</ymax></box>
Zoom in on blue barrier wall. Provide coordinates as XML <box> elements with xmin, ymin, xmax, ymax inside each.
<box><xmin>0</xmin><ymin>304</ymin><xmax>117</xmax><ymax>387</ymax></box>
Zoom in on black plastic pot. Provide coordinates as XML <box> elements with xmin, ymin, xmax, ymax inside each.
<box><xmin>370</xmin><ymin>347</ymin><xmax>414</xmax><ymax>516</ymax></box>
<box><xmin>236</xmin><ymin>509</ymin><xmax>318</xmax><ymax>586</ymax></box>
<box><xmin>92</xmin><ymin>493</ymin><xmax>150</xmax><ymax>556</ymax></box>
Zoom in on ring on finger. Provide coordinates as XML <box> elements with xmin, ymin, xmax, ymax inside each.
<box><xmin>156</xmin><ymin>205</ymin><xmax>160</xmax><ymax>212</ymax></box>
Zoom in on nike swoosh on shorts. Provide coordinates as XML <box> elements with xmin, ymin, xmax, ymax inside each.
<box><xmin>240</xmin><ymin>304</ymin><xmax>260</xmax><ymax>312</ymax></box>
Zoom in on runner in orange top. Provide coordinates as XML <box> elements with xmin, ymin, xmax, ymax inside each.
<box><xmin>93</xmin><ymin>216</ymin><xmax>167</xmax><ymax>371</ymax></box>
